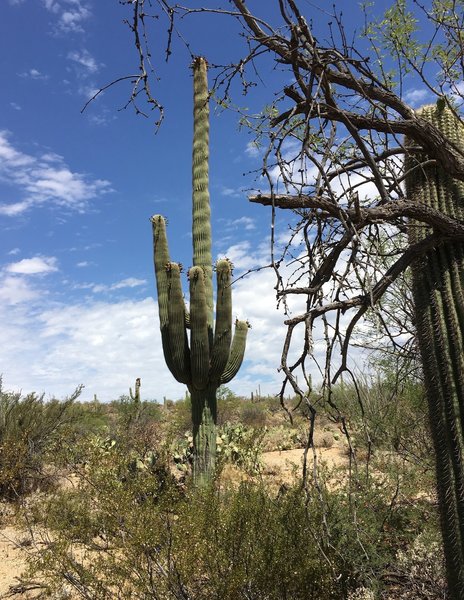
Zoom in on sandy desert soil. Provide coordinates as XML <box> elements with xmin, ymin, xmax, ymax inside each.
<box><xmin>0</xmin><ymin>526</ymin><xmax>35</xmax><ymax>599</ymax></box>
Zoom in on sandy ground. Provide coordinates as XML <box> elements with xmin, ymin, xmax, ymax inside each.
<box><xmin>263</xmin><ymin>445</ymin><xmax>348</xmax><ymax>473</ymax></box>
<box><xmin>0</xmin><ymin>526</ymin><xmax>33</xmax><ymax>598</ymax></box>
<box><xmin>0</xmin><ymin>442</ymin><xmax>349</xmax><ymax>598</ymax></box>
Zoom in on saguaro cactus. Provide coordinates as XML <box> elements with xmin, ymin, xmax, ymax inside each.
<box><xmin>151</xmin><ymin>57</ymin><xmax>250</xmax><ymax>484</ymax></box>
<box><xmin>406</xmin><ymin>103</ymin><xmax>464</xmax><ymax>598</ymax></box>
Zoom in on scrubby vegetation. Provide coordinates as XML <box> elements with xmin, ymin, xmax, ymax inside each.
<box><xmin>0</xmin><ymin>375</ymin><xmax>448</xmax><ymax>599</ymax></box>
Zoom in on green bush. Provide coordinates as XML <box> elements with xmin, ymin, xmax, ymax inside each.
<box><xmin>20</xmin><ymin>432</ymin><xmax>439</xmax><ymax>600</ymax></box>
<box><xmin>239</xmin><ymin>403</ymin><xmax>267</xmax><ymax>427</ymax></box>
<box><xmin>0</xmin><ymin>381</ymin><xmax>81</xmax><ymax>501</ymax></box>
<box><xmin>329</xmin><ymin>377</ymin><xmax>432</xmax><ymax>464</ymax></box>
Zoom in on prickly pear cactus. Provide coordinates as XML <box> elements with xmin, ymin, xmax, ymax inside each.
<box><xmin>406</xmin><ymin>103</ymin><xmax>464</xmax><ymax>599</ymax></box>
<box><xmin>151</xmin><ymin>57</ymin><xmax>250</xmax><ymax>484</ymax></box>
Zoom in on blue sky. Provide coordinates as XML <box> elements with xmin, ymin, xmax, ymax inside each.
<box><xmin>0</xmin><ymin>0</ymin><xmax>432</xmax><ymax>402</ymax></box>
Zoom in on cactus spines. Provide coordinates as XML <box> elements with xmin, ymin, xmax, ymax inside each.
<box><xmin>406</xmin><ymin>103</ymin><xmax>464</xmax><ymax>598</ymax></box>
<box><xmin>151</xmin><ymin>57</ymin><xmax>249</xmax><ymax>484</ymax></box>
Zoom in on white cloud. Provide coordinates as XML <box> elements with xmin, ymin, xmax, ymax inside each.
<box><xmin>0</xmin><ymin>239</ymin><xmax>289</xmax><ymax>401</ymax></box>
<box><xmin>7</xmin><ymin>248</ymin><xmax>21</xmax><ymax>256</ymax></box>
<box><xmin>228</xmin><ymin>216</ymin><xmax>256</xmax><ymax>230</ymax></box>
<box><xmin>405</xmin><ymin>88</ymin><xmax>430</xmax><ymax>107</ymax></box>
<box><xmin>10</xmin><ymin>102</ymin><xmax>22</xmax><ymax>111</ymax></box>
<box><xmin>41</xmin><ymin>152</ymin><xmax>64</xmax><ymax>163</ymax></box>
<box><xmin>43</xmin><ymin>0</ymin><xmax>60</xmax><ymax>12</ymax></box>
<box><xmin>111</xmin><ymin>277</ymin><xmax>147</xmax><ymax>290</ymax></box>
<box><xmin>82</xmin><ymin>278</ymin><xmax>147</xmax><ymax>294</ymax></box>
<box><xmin>0</xmin><ymin>201</ymin><xmax>31</xmax><ymax>216</ymax></box>
<box><xmin>0</xmin><ymin>278</ymin><xmax>288</xmax><ymax>402</ymax></box>
<box><xmin>6</xmin><ymin>256</ymin><xmax>58</xmax><ymax>275</ymax></box>
<box><xmin>245</xmin><ymin>141</ymin><xmax>260</xmax><ymax>158</ymax></box>
<box><xmin>77</xmin><ymin>83</ymin><xmax>100</xmax><ymax>99</ymax></box>
<box><xmin>68</xmin><ymin>49</ymin><xmax>100</xmax><ymax>73</ymax></box>
<box><xmin>221</xmin><ymin>241</ymin><xmax>260</xmax><ymax>271</ymax></box>
<box><xmin>76</xmin><ymin>261</ymin><xmax>89</xmax><ymax>267</ymax></box>
<box><xmin>0</xmin><ymin>275</ymin><xmax>38</xmax><ymax>305</ymax></box>
<box><xmin>0</xmin><ymin>298</ymin><xmax>186</xmax><ymax>401</ymax></box>
<box><xmin>19</xmin><ymin>68</ymin><xmax>49</xmax><ymax>81</ymax></box>
<box><xmin>87</xmin><ymin>114</ymin><xmax>109</xmax><ymax>126</ymax></box>
<box><xmin>0</xmin><ymin>131</ymin><xmax>112</xmax><ymax>215</ymax></box>
<box><xmin>0</xmin><ymin>262</ymin><xmax>362</xmax><ymax>403</ymax></box>
<box><xmin>220</xmin><ymin>186</ymin><xmax>248</xmax><ymax>198</ymax></box>
<box><xmin>42</xmin><ymin>0</ymin><xmax>91</xmax><ymax>34</ymax></box>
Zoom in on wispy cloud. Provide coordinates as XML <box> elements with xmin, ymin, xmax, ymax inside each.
<box><xmin>18</xmin><ymin>68</ymin><xmax>49</xmax><ymax>81</ymax></box>
<box><xmin>6</xmin><ymin>256</ymin><xmax>58</xmax><ymax>275</ymax></box>
<box><xmin>87</xmin><ymin>112</ymin><xmax>113</xmax><ymax>126</ymax></box>
<box><xmin>226</xmin><ymin>216</ymin><xmax>256</xmax><ymax>231</ymax></box>
<box><xmin>0</xmin><ymin>275</ymin><xmax>38</xmax><ymax>305</ymax></box>
<box><xmin>0</xmin><ymin>270</ymin><xmax>287</xmax><ymax>401</ymax></box>
<box><xmin>77</xmin><ymin>83</ymin><xmax>99</xmax><ymax>100</ymax></box>
<box><xmin>220</xmin><ymin>241</ymin><xmax>261</xmax><ymax>271</ymax></box>
<box><xmin>92</xmin><ymin>277</ymin><xmax>147</xmax><ymax>293</ymax></box>
<box><xmin>0</xmin><ymin>131</ymin><xmax>112</xmax><ymax>216</ymax></box>
<box><xmin>404</xmin><ymin>88</ymin><xmax>430</xmax><ymax>107</ymax></box>
<box><xmin>68</xmin><ymin>49</ymin><xmax>100</xmax><ymax>73</ymax></box>
<box><xmin>10</xmin><ymin>102</ymin><xmax>22</xmax><ymax>111</ymax></box>
<box><xmin>220</xmin><ymin>186</ymin><xmax>248</xmax><ymax>199</ymax></box>
<box><xmin>76</xmin><ymin>277</ymin><xmax>148</xmax><ymax>294</ymax></box>
<box><xmin>42</xmin><ymin>0</ymin><xmax>91</xmax><ymax>34</ymax></box>
<box><xmin>0</xmin><ymin>255</ymin><xmax>58</xmax><ymax>306</ymax></box>
<box><xmin>245</xmin><ymin>141</ymin><xmax>260</xmax><ymax>158</ymax></box>
<box><xmin>0</xmin><ymin>201</ymin><xmax>31</xmax><ymax>217</ymax></box>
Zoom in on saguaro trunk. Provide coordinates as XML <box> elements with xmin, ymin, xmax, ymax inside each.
<box><xmin>190</xmin><ymin>386</ymin><xmax>217</xmax><ymax>485</ymax></box>
<box><xmin>406</xmin><ymin>103</ymin><xmax>464</xmax><ymax>597</ymax></box>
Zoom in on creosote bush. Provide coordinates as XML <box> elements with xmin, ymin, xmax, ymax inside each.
<box><xmin>328</xmin><ymin>376</ymin><xmax>432</xmax><ymax>464</ymax></box>
<box><xmin>21</xmin><ymin>428</ymin><xmax>440</xmax><ymax>600</ymax></box>
<box><xmin>0</xmin><ymin>382</ymin><xmax>80</xmax><ymax>501</ymax></box>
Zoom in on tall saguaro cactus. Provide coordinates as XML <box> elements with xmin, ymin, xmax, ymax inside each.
<box><xmin>151</xmin><ymin>57</ymin><xmax>250</xmax><ymax>484</ymax></box>
<box><xmin>406</xmin><ymin>104</ymin><xmax>464</xmax><ymax>598</ymax></box>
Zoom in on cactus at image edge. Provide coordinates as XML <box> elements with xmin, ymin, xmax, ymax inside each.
<box><xmin>151</xmin><ymin>57</ymin><xmax>250</xmax><ymax>484</ymax></box>
<box><xmin>406</xmin><ymin>103</ymin><xmax>464</xmax><ymax>599</ymax></box>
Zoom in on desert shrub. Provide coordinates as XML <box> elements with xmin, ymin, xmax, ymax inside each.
<box><xmin>0</xmin><ymin>382</ymin><xmax>81</xmax><ymax>501</ymax></box>
<box><xmin>329</xmin><ymin>376</ymin><xmax>431</xmax><ymax>465</ymax></box>
<box><xmin>167</xmin><ymin>396</ymin><xmax>192</xmax><ymax>438</ymax></box>
<box><xmin>19</xmin><ymin>430</ymin><xmax>441</xmax><ymax>600</ymax></box>
<box><xmin>382</xmin><ymin>530</ymin><xmax>448</xmax><ymax>599</ymax></box>
<box><xmin>67</xmin><ymin>399</ymin><xmax>109</xmax><ymax>434</ymax></box>
<box><xmin>262</xmin><ymin>423</ymin><xmax>302</xmax><ymax>452</ymax></box>
<box><xmin>216</xmin><ymin>385</ymin><xmax>236</xmax><ymax>401</ymax></box>
<box><xmin>110</xmin><ymin>396</ymin><xmax>163</xmax><ymax>433</ymax></box>
<box><xmin>105</xmin><ymin>396</ymin><xmax>165</xmax><ymax>463</ymax></box>
<box><xmin>313</xmin><ymin>429</ymin><xmax>335</xmax><ymax>449</ymax></box>
<box><xmin>216</xmin><ymin>395</ymin><xmax>243</xmax><ymax>426</ymax></box>
<box><xmin>239</xmin><ymin>402</ymin><xmax>267</xmax><ymax>427</ymax></box>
